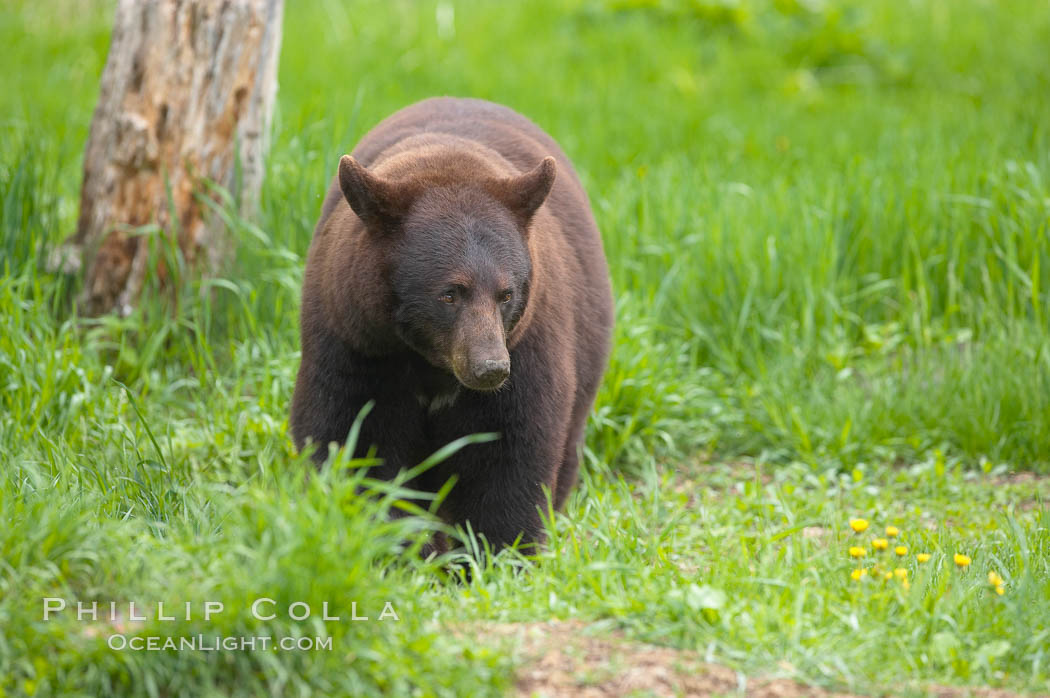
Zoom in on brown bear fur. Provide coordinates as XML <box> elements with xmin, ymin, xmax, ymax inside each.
<box><xmin>290</xmin><ymin>97</ymin><xmax>613</xmax><ymax>552</ymax></box>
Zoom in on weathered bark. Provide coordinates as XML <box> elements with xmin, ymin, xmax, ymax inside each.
<box><xmin>61</xmin><ymin>0</ymin><xmax>283</xmax><ymax>316</ymax></box>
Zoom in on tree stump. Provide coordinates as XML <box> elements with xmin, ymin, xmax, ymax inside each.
<box><xmin>61</xmin><ymin>0</ymin><xmax>283</xmax><ymax>316</ymax></box>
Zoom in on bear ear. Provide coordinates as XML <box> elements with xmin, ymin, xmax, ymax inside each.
<box><xmin>489</xmin><ymin>156</ymin><xmax>557</xmax><ymax>230</ymax></box>
<box><xmin>338</xmin><ymin>155</ymin><xmax>414</xmax><ymax>229</ymax></box>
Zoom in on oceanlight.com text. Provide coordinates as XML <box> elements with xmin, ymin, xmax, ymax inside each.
<box><xmin>107</xmin><ymin>634</ymin><xmax>333</xmax><ymax>651</ymax></box>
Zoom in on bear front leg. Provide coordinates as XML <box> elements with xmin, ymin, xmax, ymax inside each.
<box><xmin>291</xmin><ymin>342</ymin><xmax>427</xmax><ymax>478</ymax></box>
<box><xmin>426</xmin><ymin>341</ymin><xmax>574</xmax><ymax>555</ymax></box>
<box><xmin>444</xmin><ymin>463</ymin><xmax>552</xmax><ymax>553</ymax></box>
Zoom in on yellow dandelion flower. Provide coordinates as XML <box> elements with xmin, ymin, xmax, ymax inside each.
<box><xmin>849</xmin><ymin>546</ymin><xmax>866</xmax><ymax>558</ymax></box>
<box><xmin>849</xmin><ymin>518</ymin><xmax>869</xmax><ymax>533</ymax></box>
<box><xmin>988</xmin><ymin>571</ymin><xmax>1004</xmax><ymax>587</ymax></box>
<box><xmin>916</xmin><ymin>553</ymin><xmax>931</xmax><ymax>563</ymax></box>
<box><xmin>885</xmin><ymin>526</ymin><xmax>900</xmax><ymax>537</ymax></box>
<box><xmin>894</xmin><ymin>568</ymin><xmax>908</xmax><ymax>580</ymax></box>
<box><xmin>894</xmin><ymin>546</ymin><xmax>908</xmax><ymax>556</ymax></box>
<box><xmin>954</xmin><ymin>554</ymin><xmax>971</xmax><ymax>568</ymax></box>
<box><xmin>883</xmin><ymin>571</ymin><xmax>893</xmax><ymax>581</ymax></box>
<box><xmin>902</xmin><ymin>579</ymin><xmax>911</xmax><ymax>590</ymax></box>
<box><xmin>995</xmin><ymin>585</ymin><xmax>1005</xmax><ymax>596</ymax></box>
<box><xmin>872</xmin><ymin>538</ymin><xmax>889</xmax><ymax>551</ymax></box>
<box><xmin>850</xmin><ymin>568</ymin><xmax>867</xmax><ymax>581</ymax></box>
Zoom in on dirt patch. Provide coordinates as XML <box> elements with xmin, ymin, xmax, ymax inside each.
<box><xmin>671</xmin><ymin>458</ymin><xmax>1050</xmax><ymax>517</ymax></box>
<box><xmin>679</xmin><ymin>457</ymin><xmax>774</xmax><ymax>491</ymax></box>
<box><xmin>926</xmin><ymin>687</ymin><xmax>1048</xmax><ymax>698</ymax></box>
<box><xmin>988</xmin><ymin>471</ymin><xmax>1050</xmax><ymax>512</ymax></box>
<box><xmin>484</xmin><ymin>620</ymin><xmax>860</xmax><ymax>697</ymax></box>
<box><xmin>801</xmin><ymin>526</ymin><xmax>829</xmax><ymax>540</ymax></box>
<box><xmin>482</xmin><ymin>621</ymin><xmax>1045</xmax><ymax>697</ymax></box>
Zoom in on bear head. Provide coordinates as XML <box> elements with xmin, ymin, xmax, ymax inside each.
<box><xmin>337</xmin><ymin>152</ymin><xmax>556</xmax><ymax>392</ymax></box>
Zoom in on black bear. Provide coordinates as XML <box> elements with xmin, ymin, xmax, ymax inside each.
<box><xmin>290</xmin><ymin>97</ymin><xmax>613</xmax><ymax>552</ymax></box>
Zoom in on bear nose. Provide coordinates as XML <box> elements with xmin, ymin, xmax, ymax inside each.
<box><xmin>473</xmin><ymin>358</ymin><xmax>510</xmax><ymax>385</ymax></box>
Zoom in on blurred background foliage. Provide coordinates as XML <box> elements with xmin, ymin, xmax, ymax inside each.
<box><xmin>3</xmin><ymin>0</ymin><xmax>1049</xmax><ymax>472</ymax></box>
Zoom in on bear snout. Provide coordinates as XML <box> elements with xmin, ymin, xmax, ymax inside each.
<box><xmin>449</xmin><ymin>306</ymin><xmax>511</xmax><ymax>391</ymax></box>
<box><xmin>471</xmin><ymin>357</ymin><xmax>510</xmax><ymax>388</ymax></box>
<box><xmin>451</xmin><ymin>341</ymin><xmax>510</xmax><ymax>391</ymax></box>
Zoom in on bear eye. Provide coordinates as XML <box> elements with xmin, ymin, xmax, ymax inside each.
<box><xmin>499</xmin><ymin>290</ymin><xmax>513</xmax><ymax>304</ymax></box>
<box><xmin>439</xmin><ymin>291</ymin><xmax>455</xmax><ymax>304</ymax></box>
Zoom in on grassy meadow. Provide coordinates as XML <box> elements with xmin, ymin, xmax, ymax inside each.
<box><xmin>2</xmin><ymin>0</ymin><xmax>1049</xmax><ymax>695</ymax></box>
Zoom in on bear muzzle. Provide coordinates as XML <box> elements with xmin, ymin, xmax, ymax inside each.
<box><xmin>449</xmin><ymin>305</ymin><xmax>512</xmax><ymax>391</ymax></box>
<box><xmin>471</xmin><ymin>357</ymin><xmax>510</xmax><ymax>389</ymax></box>
<box><xmin>451</xmin><ymin>340</ymin><xmax>511</xmax><ymax>391</ymax></box>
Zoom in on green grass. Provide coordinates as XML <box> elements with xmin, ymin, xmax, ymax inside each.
<box><xmin>2</xmin><ymin>0</ymin><xmax>1049</xmax><ymax>695</ymax></box>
